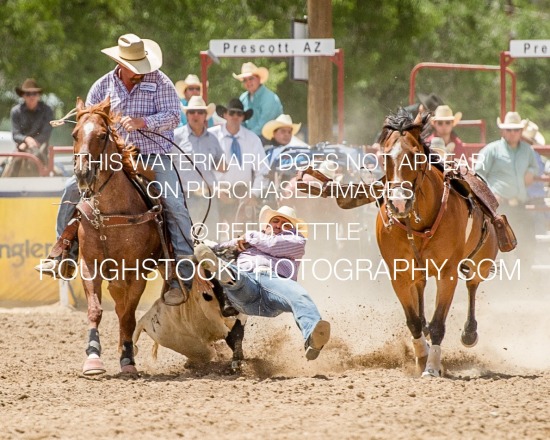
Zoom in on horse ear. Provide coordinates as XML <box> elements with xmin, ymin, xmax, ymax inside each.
<box><xmin>76</xmin><ymin>97</ymin><xmax>85</xmax><ymax>112</ymax></box>
<box><xmin>100</xmin><ymin>95</ymin><xmax>111</xmax><ymax>115</ymax></box>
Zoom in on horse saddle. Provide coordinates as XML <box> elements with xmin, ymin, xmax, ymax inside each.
<box><xmin>446</xmin><ymin>168</ymin><xmax>517</xmax><ymax>253</ymax></box>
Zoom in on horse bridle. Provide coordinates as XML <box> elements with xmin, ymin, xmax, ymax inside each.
<box><xmin>380</xmin><ymin>130</ymin><xmax>450</xmax><ymax>267</ymax></box>
<box><xmin>381</xmin><ymin>131</ymin><xmax>430</xmax><ymax>226</ymax></box>
<box><xmin>74</xmin><ymin>110</ymin><xmax>115</xmax><ymax>199</ymax></box>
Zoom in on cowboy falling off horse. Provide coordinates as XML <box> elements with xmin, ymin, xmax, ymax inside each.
<box><xmin>33</xmin><ymin>34</ymin><xmax>331</xmax><ymax>376</ymax></box>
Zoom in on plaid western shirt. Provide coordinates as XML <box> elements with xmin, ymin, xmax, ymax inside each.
<box><xmin>86</xmin><ymin>67</ymin><xmax>180</xmax><ymax>155</ymax></box>
<box><xmin>214</xmin><ymin>229</ymin><xmax>306</xmax><ymax>281</ymax></box>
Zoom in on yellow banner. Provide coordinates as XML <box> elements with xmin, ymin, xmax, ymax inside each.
<box><xmin>0</xmin><ymin>197</ymin><xmax>164</xmax><ymax>307</ymax></box>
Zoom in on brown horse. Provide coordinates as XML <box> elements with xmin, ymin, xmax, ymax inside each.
<box><xmin>72</xmin><ymin>96</ymin><xmax>162</xmax><ymax>374</ymax></box>
<box><xmin>376</xmin><ymin>109</ymin><xmax>498</xmax><ymax>377</ymax></box>
<box><xmin>72</xmin><ymin>96</ymin><xmax>245</xmax><ymax>375</ymax></box>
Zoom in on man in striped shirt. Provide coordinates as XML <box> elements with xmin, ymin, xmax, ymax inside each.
<box><xmin>195</xmin><ymin>205</ymin><xmax>331</xmax><ymax>360</ymax></box>
<box><xmin>35</xmin><ymin>34</ymin><xmax>194</xmax><ymax>306</ymax></box>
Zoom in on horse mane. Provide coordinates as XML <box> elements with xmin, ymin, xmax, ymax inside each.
<box><xmin>378</xmin><ymin>108</ymin><xmax>432</xmax><ymax>154</ymax></box>
<box><xmin>77</xmin><ymin>102</ymin><xmax>142</xmax><ymax>176</ymax></box>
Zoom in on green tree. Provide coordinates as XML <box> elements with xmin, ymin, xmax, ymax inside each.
<box><xmin>2</xmin><ymin>0</ymin><xmax>550</xmax><ymax>145</ymax></box>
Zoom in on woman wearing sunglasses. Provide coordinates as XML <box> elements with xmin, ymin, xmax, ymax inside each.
<box><xmin>426</xmin><ymin>105</ymin><xmax>465</xmax><ymax>160</ymax></box>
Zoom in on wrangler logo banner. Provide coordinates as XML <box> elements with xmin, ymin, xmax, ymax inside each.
<box><xmin>0</xmin><ymin>196</ymin><xmax>163</xmax><ymax>307</ymax></box>
<box><xmin>0</xmin><ymin>197</ymin><xmax>60</xmax><ymax>304</ymax></box>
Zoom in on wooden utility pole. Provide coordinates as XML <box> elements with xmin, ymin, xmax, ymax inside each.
<box><xmin>307</xmin><ymin>0</ymin><xmax>333</xmax><ymax>144</ymax></box>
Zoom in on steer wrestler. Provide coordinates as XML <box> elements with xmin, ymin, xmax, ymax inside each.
<box><xmin>195</xmin><ymin>205</ymin><xmax>330</xmax><ymax>360</ymax></box>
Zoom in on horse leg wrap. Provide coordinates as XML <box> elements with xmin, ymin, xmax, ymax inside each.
<box><xmin>86</xmin><ymin>328</ymin><xmax>101</xmax><ymax>357</ymax></box>
<box><xmin>412</xmin><ymin>334</ymin><xmax>429</xmax><ymax>359</ymax></box>
<box><xmin>423</xmin><ymin>345</ymin><xmax>442</xmax><ymax>377</ymax></box>
<box><xmin>120</xmin><ymin>341</ymin><xmax>135</xmax><ymax>366</ymax></box>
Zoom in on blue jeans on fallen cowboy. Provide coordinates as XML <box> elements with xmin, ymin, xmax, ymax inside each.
<box><xmin>56</xmin><ymin>154</ymin><xmax>194</xmax><ymax>282</ymax></box>
<box><xmin>221</xmin><ymin>264</ymin><xmax>322</xmax><ymax>341</ymax></box>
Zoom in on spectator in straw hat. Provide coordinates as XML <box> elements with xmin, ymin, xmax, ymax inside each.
<box><xmin>194</xmin><ymin>204</ymin><xmax>330</xmax><ymax>360</ymax></box>
<box><xmin>426</xmin><ymin>105</ymin><xmax>466</xmax><ymax>159</ymax></box>
<box><xmin>234</xmin><ymin>62</ymin><xmax>283</xmax><ymax>141</ymax></box>
<box><xmin>476</xmin><ymin>111</ymin><xmax>539</xmax><ymax>205</ymax></box>
<box><xmin>175</xmin><ymin>74</ymin><xmax>212</xmax><ymax>127</ymax></box>
<box><xmin>261</xmin><ymin>114</ymin><xmax>308</xmax><ymax>183</ymax></box>
<box><xmin>173</xmin><ymin>95</ymin><xmax>225</xmax><ymax>230</ymax></box>
<box><xmin>262</xmin><ymin>114</ymin><xmax>308</xmax><ymax>148</ymax></box>
<box><xmin>1</xmin><ymin>78</ymin><xmax>54</xmax><ymax>176</ymax></box>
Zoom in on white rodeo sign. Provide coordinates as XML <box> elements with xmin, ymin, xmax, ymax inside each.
<box><xmin>510</xmin><ymin>40</ymin><xmax>550</xmax><ymax>58</ymax></box>
<box><xmin>209</xmin><ymin>39</ymin><xmax>336</xmax><ymax>58</ymax></box>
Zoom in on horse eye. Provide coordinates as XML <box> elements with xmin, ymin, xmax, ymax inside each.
<box><xmin>99</xmin><ymin>133</ymin><xmax>107</xmax><ymax>140</ymax></box>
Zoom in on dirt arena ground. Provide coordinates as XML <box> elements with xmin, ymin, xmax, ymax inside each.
<box><xmin>2</xmin><ymin>203</ymin><xmax>549</xmax><ymax>439</ymax></box>
<box><xmin>1</xmin><ymin>260</ymin><xmax>549</xmax><ymax>440</ymax></box>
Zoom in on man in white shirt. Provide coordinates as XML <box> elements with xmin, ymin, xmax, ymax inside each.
<box><xmin>174</xmin><ymin>95</ymin><xmax>225</xmax><ymax>234</ymax></box>
<box><xmin>209</xmin><ymin>98</ymin><xmax>270</xmax><ymax>230</ymax></box>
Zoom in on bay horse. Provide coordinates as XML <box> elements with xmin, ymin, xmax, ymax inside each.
<box><xmin>72</xmin><ymin>96</ymin><xmax>244</xmax><ymax>375</ymax></box>
<box><xmin>376</xmin><ymin>109</ymin><xmax>498</xmax><ymax>377</ymax></box>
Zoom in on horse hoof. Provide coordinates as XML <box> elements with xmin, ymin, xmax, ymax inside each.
<box><xmin>421</xmin><ymin>368</ymin><xmax>440</xmax><ymax>378</ymax></box>
<box><xmin>83</xmin><ymin>358</ymin><xmax>106</xmax><ymax>376</ymax></box>
<box><xmin>121</xmin><ymin>364</ymin><xmax>138</xmax><ymax>374</ymax></box>
<box><xmin>461</xmin><ymin>332</ymin><xmax>479</xmax><ymax>348</ymax></box>
<box><xmin>230</xmin><ymin>360</ymin><xmax>242</xmax><ymax>373</ymax></box>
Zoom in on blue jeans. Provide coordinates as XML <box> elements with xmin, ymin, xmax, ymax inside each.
<box><xmin>223</xmin><ymin>264</ymin><xmax>322</xmax><ymax>341</ymax></box>
<box><xmin>57</xmin><ymin>175</ymin><xmax>80</xmax><ymax>260</ymax></box>
<box><xmin>144</xmin><ymin>154</ymin><xmax>194</xmax><ymax>280</ymax></box>
<box><xmin>56</xmin><ymin>154</ymin><xmax>194</xmax><ymax>281</ymax></box>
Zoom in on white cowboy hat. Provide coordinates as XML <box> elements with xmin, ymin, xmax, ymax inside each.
<box><xmin>182</xmin><ymin>95</ymin><xmax>216</xmax><ymax>118</ymax></box>
<box><xmin>175</xmin><ymin>74</ymin><xmax>202</xmax><ymax>99</ymax></box>
<box><xmin>233</xmin><ymin>62</ymin><xmax>269</xmax><ymax>84</ymax></box>
<box><xmin>101</xmin><ymin>34</ymin><xmax>162</xmax><ymax>75</ymax></box>
<box><xmin>259</xmin><ymin>205</ymin><xmax>307</xmax><ymax>237</ymax></box>
<box><xmin>522</xmin><ymin>120</ymin><xmax>546</xmax><ymax>145</ymax></box>
<box><xmin>261</xmin><ymin>114</ymin><xmax>301</xmax><ymax>140</ymax></box>
<box><xmin>497</xmin><ymin>111</ymin><xmax>526</xmax><ymax>130</ymax></box>
<box><xmin>432</xmin><ymin>105</ymin><xmax>462</xmax><ymax>126</ymax></box>
<box><xmin>430</xmin><ymin>137</ymin><xmax>455</xmax><ymax>157</ymax></box>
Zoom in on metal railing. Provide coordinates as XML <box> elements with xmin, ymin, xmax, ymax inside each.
<box><xmin>0</xmin><ymin>145</ymin><xmax>73</xmax><ymax>177</ymax></box>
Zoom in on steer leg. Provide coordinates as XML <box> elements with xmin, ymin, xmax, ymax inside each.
<box><xmin>225</xmin><ymin>316</ymin><xmax>247</xmax><ymax>372</ymax></box>
<box><xmin>211</xmin><ymin>277</ymin><xmax>238</xmax><ymax>317</ymax></box>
